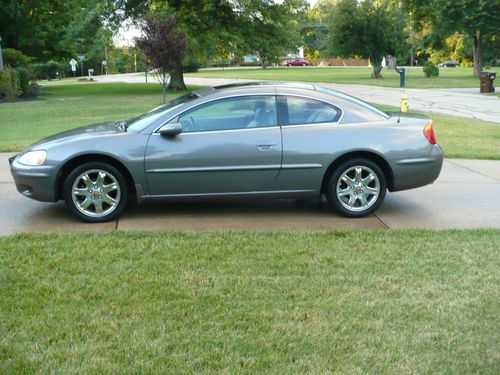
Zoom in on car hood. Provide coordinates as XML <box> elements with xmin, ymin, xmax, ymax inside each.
<box><xmin>27</xmin><ymin>121</ymin><xmax>124</xmax><ymax>149</ymax></box>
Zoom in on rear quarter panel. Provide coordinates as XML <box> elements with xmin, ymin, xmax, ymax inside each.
<box><xmin>276</xmin><ymin>116</ymin><xmax>443</xmax><ymax>192</ymax></box>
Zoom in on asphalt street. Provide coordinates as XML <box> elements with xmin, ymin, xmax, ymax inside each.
<box><xmin>2</xmin><ymin>153</ymin><xmax>500</xmax><ymax>235</ymax></box>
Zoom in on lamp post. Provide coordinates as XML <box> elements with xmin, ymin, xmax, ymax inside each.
<box><xmin>0</xmin><ymin>36</ymin><xmax>4</xmax><ymax>71</ymax></box>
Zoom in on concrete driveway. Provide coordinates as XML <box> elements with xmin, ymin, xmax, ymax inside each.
<box><xmin>2</xmin><ymin>153</ymin><xmax>499</xmax><ymax>235</ymax></box>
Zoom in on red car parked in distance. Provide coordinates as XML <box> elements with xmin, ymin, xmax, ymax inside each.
<box><xmin>284</xmin><ymin>58</ymin><xmax>312</xmax><ymax>66</ymax></box>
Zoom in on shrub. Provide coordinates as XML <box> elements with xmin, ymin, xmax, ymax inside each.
<box><xmin>2</xmin><ymin>48</ymin><xmax>31</xmax><ymax>67</ymax></box>
<box><xmin>183</xmin><ymin>57</ymin><xmax>200</xmax><ymax>73</ymax></box>
<box><xmin>238</xmin><ymin>61</ymin><xmax>261</xmax><ymax>67</ymax></box>
<box><xmin>46</xmin><ymin>60</ymin><xmax>61</xmax><ymax>80</ymax></box>
<box><xmin>24</xmin><ymin>83</ymin><xmax>42</xmax><ymax>98</ymax></box>
<box><xmin>31</xmin><ymin>63</ymin><xmax>49</xmax><ymax>80</ymax></box>
<box><xmin>423</xmin><ymin>61</ymin><xmax>439</xmax><ymax>78</ymax></box>
<box><xmin>0</xmin><ymin>67</ymin><xmax>21</xmax><ymax>101</ymax></box>
<box><xmin>15</xmin><ymin>67</ymin><xmax>30</xmax><ymax>95</ymax></box>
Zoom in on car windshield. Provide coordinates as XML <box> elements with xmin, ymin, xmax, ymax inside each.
<box><xmin>126</xmin><ymin>92</ymin><xmax>199</xmax><ymax>133</ymax></box>
<box><xmin>314</xmin><ymin>86</ymin><xmax>390</xmax><ymax>119</ymax></box>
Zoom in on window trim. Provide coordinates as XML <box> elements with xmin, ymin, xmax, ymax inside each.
<box><xmin>153</xmin><ymin>93</ymin><xmax>278</xmax><ymax>134</ymax></box>
<box><xmin>277</xmin><ymin>94</ymin><xmax>344</xmax><ymax>127</ymax></box>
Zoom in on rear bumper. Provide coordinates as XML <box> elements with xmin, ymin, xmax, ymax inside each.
<box><xmin>9</xmin><ymin>155</ymin><xmax>58</xmax><ymax>202</ymax></box>
<box><xmin>391</xmin><ymin>145</ymin><xmax>444</xmax><ymax>191</ymax></box>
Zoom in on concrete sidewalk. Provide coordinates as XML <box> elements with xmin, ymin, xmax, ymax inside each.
<box><xmin>94</xmin><ymin>73</ymin><xmax>500</xmax><ymax>124</ymax></box>
<box><xmin>2</xmin><ymin>153</ymin><xmax>500</xmax><ymax>235</ymax></box>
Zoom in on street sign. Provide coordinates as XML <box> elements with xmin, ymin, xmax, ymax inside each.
<box><xmin>77</xmin><ymin>55</ymin><xmax>85</xmax><ymax>61</ymax></box>
<box><xmin>102</xmin><ymin>60</ymin><xmax>107</xmax><ymax>66</ymax></box>
<box><xmin>70</xmin><ymin>59</ymin><xmax>77</xmax><ymax>77</ymax></box>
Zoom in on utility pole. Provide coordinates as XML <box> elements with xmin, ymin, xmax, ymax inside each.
<box><xmin>0</xmin><ymin>36</ymin><xmax>4</xmax><ymax>71</ymax></box>
<box><xmin>104</xmin><ymin>46</ymin><xmax>109</xmax><ymax>75</ymax></box>
<box><xmin>409</xmin><ymin>11</ymin><xmax>415</xmax><ymax>66</ymax></box>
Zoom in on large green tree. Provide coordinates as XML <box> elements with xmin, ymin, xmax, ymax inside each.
<box><xmin>0</xmin><ymin>0</ymin><xmax>113</xmax><ymax>61</ymax></box>
<box><xmin>403</xmin><ymin>0</ymin><xmax>500</xmax><ymax>77</ymax></box>
<box><xmin>326</xmin><ymin>0</ymin><xmax>407</xmax><ymax>78</ymax></box>
<box><xmin>122</xmin><ymin>0</ymin><xmax>307</xmax><ymax>83</ymax></box>
<box><xmin>237</xmin><ymin>0</ymin><xmax>308</xmax><ymax>68</ymax></box>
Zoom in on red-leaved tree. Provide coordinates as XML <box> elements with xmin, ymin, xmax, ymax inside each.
<box><xmin>135</xmin><ymin>14</ymin><xmax>187</xmax><ymax>101</ymax></box>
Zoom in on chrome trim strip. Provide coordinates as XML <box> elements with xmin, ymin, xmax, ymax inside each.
<box><xmin>282</xmin><ymin>163</ymin><xmax>322</xmax><ymax>169</ymax></box>
<box><xmin>145</xmin><ymin>189</ymin><xmax>315</xmax><ymax>198</ymax></box>
<box><xmin>395</xmin><ymin>158</ymin><xmax>436</xmax><ymax>165</ymax></box>
<box><xmin>147</xmin><ymin>164</ymin><xmax>281</xmax><ymax>173</ymax></box>
<box><xmin>151</xmin><ymin>126</ymin><xmax>279</xmax><ymax>136</ymax></box>
<box><xmin>152</xmin><ymin>90</ymin><xmax>346</xmax><ymax>134</ymax></box>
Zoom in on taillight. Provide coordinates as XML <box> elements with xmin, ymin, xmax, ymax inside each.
<box><xmin>423</xmin><ymin>120</ymin><xmax>436</xmax><ymax>145</ymax></box>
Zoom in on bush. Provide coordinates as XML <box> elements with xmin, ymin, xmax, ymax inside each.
<box><xmin>183</xmin><ymin>57</ymin><xmax>200</xmax><ymax>73</ymax></box>
<box><xmin>46</xmin><ymin>60</ymin><xmax>61</xmax><ymax>80</ymax></box>
<box><xmin>31</xmin><ymin>63</ymin><xmax>49</xmax><ymax>80</ymax></box>
<box><xmin>24</xmin><ymin>83</ymin><xmax>42</xmax><ymax>98</ymax></box>
<box><xmin>15</xmin><ymin>67</ymin><xmax>30</xmax><ymax>95</ymax></box>
<box><xmin>0</xmin><ymin>67</ymin><xmax>21</xmax><ymax>101</ymax></box>
<box><xmin>2</xmin><ymin>48</ymin><xmax>31</xmax><ymax>67</ymax></box>
<box><xmin>423</xmin><ymin>61</ymin><xmax>439</xmax><ymax>78</ymax></box>
<box><xmin>238</xmin><ymin>61</ymin><xmax>261</xmax><ymax>67</ymax></box>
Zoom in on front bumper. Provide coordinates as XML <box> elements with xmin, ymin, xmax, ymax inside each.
<box><xmin>9</xmin><ymin>155</ymin><xmax>58</xmax><ymax>202</ymax></box>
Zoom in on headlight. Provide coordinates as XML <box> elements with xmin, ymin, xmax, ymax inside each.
<box><xmin>18</xmin><ymin>150</ymin><xmax>47</xmax><ymax>166</ymax></box>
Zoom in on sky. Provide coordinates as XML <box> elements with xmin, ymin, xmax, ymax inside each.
<box><xmin>114</xmin><ymin>0</ymin><xmax>320</xmax><ymax>47</ymax></box>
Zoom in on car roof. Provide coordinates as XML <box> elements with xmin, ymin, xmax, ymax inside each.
<box><xmin>191</xmin><ymin>81</ymin><xmax>390</xmax><ymax>121</ymax></box>
<box><xmin>197</xmin><ymin>82</ymin><xmax>383</xmax><ymax>110</ymax></box>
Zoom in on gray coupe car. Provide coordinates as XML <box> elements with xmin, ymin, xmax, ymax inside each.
<box><xmin>9</xmin><ymin>82</ymin><xmax>443</xmax><ymax>222</ymax></box>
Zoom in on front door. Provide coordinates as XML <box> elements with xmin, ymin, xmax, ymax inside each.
<box><xmin>144</xmin><ymin>95</ymin><xmax>281</xmax><ymax>197</ymax></box>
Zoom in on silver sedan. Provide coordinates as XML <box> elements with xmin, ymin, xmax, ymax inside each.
<box><xmin>9</xmin><ymin>82</ymin><xmax>443</xmax><ymax>222</ymax></box>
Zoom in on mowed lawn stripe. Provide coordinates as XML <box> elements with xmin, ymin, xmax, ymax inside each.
<box><xmin>1</xmin><ymin>230</ymin><xmax>498</xmax><ymax>373</ymax></box>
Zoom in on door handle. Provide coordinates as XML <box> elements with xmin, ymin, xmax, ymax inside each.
<box><xmin>257</xmin><ymin>141</ymin><xmax>277</xmax><ymax>151</ymax></box>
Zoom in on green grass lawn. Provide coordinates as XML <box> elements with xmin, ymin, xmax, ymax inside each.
<box><xmin>1</xmin><ymin>230</ymin><xmax>498</xmax><ymax>373</ymax></box>
<box><xmin>0</xmin><ymin>81</ymin><xmax>498</xmax><ymax>159</ymax></box>
<box><xmin>376</xmin><ymin>104</ymin><xmax>500</xmax><ymax>160</ymax></box>
<box><xmin>188</xmin><ymin>66</ymin><xmax>500</xmax><ymax>89</ymax></box>
<box><xmin>0</xmin><ymin>82</ymin><xmax>194</xmax><ymax>151</ymax></box>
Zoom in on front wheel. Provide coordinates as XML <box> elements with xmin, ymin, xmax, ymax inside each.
<box><xmin>63</xmin><ymin>162</ymin><xmax>128</xmax><ymax>223</ymax></box>
<box><xmin>326</xmin><ymin>159</ymin><xmax>386</xmax><ymax>218</ymax></box>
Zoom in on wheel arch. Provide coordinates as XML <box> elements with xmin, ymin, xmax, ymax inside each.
<box><xmin>55</xmin><ymin>154</ymin><xmax>137</xmax><ymax>201</ymax></box>
<box><xmin>320</xmin><ymin>151</ymin><xmax>395</xmax><ymax>194</ymax></box>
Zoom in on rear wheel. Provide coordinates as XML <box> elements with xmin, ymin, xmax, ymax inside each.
<box><xmin>326</xmin><ymin>158</ymin><xmax>386</xmax><ymax>217</ymax></box>
<box><xmin>63</xmin><ymin>162</ymin><xmax>128</xmax><ymax>222</ymax></box>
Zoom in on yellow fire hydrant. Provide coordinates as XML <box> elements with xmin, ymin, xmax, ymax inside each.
<box><xmin>400</xmin><ymin>94</ymin><xmax>409</xmax><ymax>112</ymax></box>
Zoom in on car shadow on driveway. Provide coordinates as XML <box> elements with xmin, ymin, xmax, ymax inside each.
<box><xmin>117</xmin><ymin>198</ymin><xmax>385</xmax><ymax>231</ymax></box>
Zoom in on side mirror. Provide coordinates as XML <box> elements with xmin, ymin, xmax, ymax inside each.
<box><xmin>159</xmin><ymin>123</ymin><xmax>182</xmax><ymax>137</ymax></box>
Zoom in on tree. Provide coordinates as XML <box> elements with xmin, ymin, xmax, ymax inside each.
<box><xmin>0</xmin><ymin>0</ymin><xmax>113</xmax><ymax>62</ymax></box>
<box><xmin>118</xmin><ymin>0</ymin><xmax>239</xmax><ymax>89</ymax></box>
<box><xmin>300</xmin><ymin>2</ymin><xmax>330</xmax><ymax>62</ymax></box>
<box><xmin>326</xmin><ymin>0</ymin><xmax>406</xmax><ymax>78</ymax></box>
<box><xmin>135</xmin><ymin>14</ymin><xmax>187</xmax><ymax>98</ymax></box>
<box><xmin>238</xmin><ymin>0</ymin><xmax>308</xmax><ymax>68</ymax></box>
<box><xmin>403</xmin><ymin>0</ymin><xmax>500</xmax><ymax>77</ymax></box>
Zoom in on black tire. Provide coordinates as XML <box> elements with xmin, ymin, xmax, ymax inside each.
<box><xmin>63</xmin><ymin>162</ymin><xmax>128</xmax><ymax>223</ymax></box>
<box><xmin>326</xmin><ymin>158</ymin><xmax>387</xmax><ymax>218</ymax></box>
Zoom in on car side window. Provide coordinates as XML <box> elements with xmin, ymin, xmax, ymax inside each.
<box><xmin>278</xmin><ymin>96</ymin><xmax>341</xmax><ymax>126</ymax></box>
<box><xmin>177</xmin><ymin>95</ymin><xmax>277</xmax><ymax>133</ymax></box>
